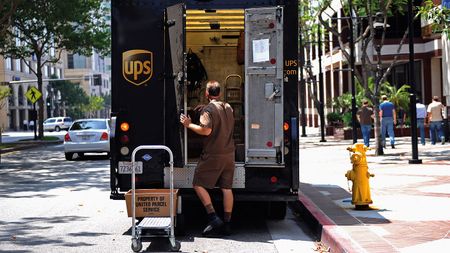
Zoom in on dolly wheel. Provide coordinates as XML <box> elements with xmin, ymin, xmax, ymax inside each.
<box><xmin>131</xmin><ymin>239</ymin><xmax>142</xmax><ymax>252</ymax></box>
<box><xmin>169</xmin><ymin>241</ymin><xmax>181</xmax><ymax>252</ymax></box>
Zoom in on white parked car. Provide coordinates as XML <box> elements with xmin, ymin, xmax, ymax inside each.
<box><xmin>43</xmin><ymin>117</ymin><xmax>73</xmax><ymax>132</ymax></box>
<box><xmin>64</xmin><ymin>118</ymin><xmax>110</xmax><ymax>160</ymax></box>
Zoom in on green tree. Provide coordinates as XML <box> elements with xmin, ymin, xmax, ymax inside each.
<box><xmin>0</xmin><ymin>84</ymin><xmax>10</xmax><ymax>110</ymax></box>
<box><xmin>0</xmin><ymin>0</ymin><xmax>19</xmax><ymax>36</ymax></box>
<box><xmin>0</xmin><ymin>0</ymin><xmax>110</xmax><ymax>139</ymax></box>
<box><xmin>84</xmin><ymin>95</ymin><xmax>104</xmax><ymax>118</ymax></box>
<box><xmin>49</xmin><ymin>79</ymin><xmax>89</xmax><ymax>120</ymax></box>
<box><xmin>419</xmin><ymin>0</ymin><xmax>450</xmax><ymax>36</ymax></box>
<box><xmin>381</xmin><ymin>83</ymin><xmax>410</xmax><ymax>112</ymax></box>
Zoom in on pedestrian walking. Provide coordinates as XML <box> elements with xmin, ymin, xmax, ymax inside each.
<box><xmin>29</xmin><ymin>120</ymin><xmax>34</xmax><ymax>131</ymax></box>
<box><xmin>23</xmin><ymin>119</ymin><xmax>28</xmax><ymax>131</ymax></box>
<box><xmin>379</xmin><ymin>95</ymin><xmax>396</xmax><ymax>148</ymax></box>
<box><xmin>180</xmin><ymin>80</ymin><xmax>235</xmax><ymax>237</ymax></box>
<box><xmin>357</xmin><ymin>99</ymin><xmax>374</xmax><ymax>147</ymax></box>
<box><xmin>416</xmin><ymin>98</ymin><xmax>427</xmax><ymax>145</ymax></box>
<box><xmin>427</xmin><ymin>96</ymin><xmax>446</xmax><ymax>145</ymax></box>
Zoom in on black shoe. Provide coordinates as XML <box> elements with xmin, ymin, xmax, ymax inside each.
<box><xmin>222</xmin><ymin>222</ymin><xmax>232</xmax><ymax>236</ymax></box>
<box><xmin>391</xmin><ymin>144</ymin><xmax>395</xmax><ymax>149</ymax></box>
<box><xmin>202</xmin><ymin>216</ymin><xmax>224</xmax><ymax>237</ymax></box>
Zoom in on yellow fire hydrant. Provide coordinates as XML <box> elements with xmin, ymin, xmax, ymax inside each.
<box><xmin>345</xmin><ymin>143</ymin><xmax>374</xmax><ymax>209</ymax></box>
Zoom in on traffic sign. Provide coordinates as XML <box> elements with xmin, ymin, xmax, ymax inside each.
<box><xmin>25</xmin><ymin>86</ymin><xmax>42</xmax><ymax>104</ymax></box>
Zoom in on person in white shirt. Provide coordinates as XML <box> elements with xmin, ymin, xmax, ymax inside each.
<box><xmin>416</xmin><ymin>99</ymin><xmax>427</xmax><ymax>145</ymax></box>
<box><xmin>23</xmin><ymin>119</ymin><xmax>28</xmax><ymax>131</ymax></box>
<box><xmin>29</xmin><ymin>120</ymin><xmax>35</xmax><ymax>131</ymax></box>
<box><xmin>427</xmin><ymin>96</ymin><xmax>446</xmax><ymax>145</ymax></box>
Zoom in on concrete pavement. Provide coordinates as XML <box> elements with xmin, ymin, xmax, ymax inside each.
<box><xmin>298</xmin><ymin>127</ymin><xmax>450</xmax><ymax>253</ymax></box>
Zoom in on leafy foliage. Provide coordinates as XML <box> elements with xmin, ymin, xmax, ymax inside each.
<box><xmin>380</xmin><ymin>82</ymin><xmax>411</xmax><ymax>112</ymax></box>
<box><xmin>0</xmin><ymin>0</ymin><xmax>110</xmax><ymax>138</ymax></box>
<box><xmin>0</xmin><ymin>0</ymin><xmax>19</xmax><ymax>37</ymax></box>
<box><xmin>83</xmin><ymin>96</ymin><xmax>105</xmax><ymax>118</ymax></box>
<box><xmin>418</xmin><ymin>0</ymin><xmax>450</xmax><ymax>36</ymax></box>
<box><xmin>0</xmin><ymin>85</ymin><xmax>11</xmax><ymax>110</ymax></box>
<box><xmin>326</xmin><ymin>111</ymin><xmax>343</xmax><ymax>125</ymax></box>
<box><xmin>49</xmin><ymin>79</ymin><xmax>89</xmax><ymax>120</ymax></box>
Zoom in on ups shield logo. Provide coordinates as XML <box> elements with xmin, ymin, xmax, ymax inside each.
<box><xmin>122</xmin><ymin>49</ymin><xmax>153</xmax><ymax>86</ymax></box>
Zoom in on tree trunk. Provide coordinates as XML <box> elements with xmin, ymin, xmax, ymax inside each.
<box><xmin>373</xmin><ymin>106</ymin><xmax>384</xmax><ymax>155</ymax></box>
<box><xmin>36</xmin><ymin>56</ymin><xmax>44</xmax><ymax>139</ymax></box>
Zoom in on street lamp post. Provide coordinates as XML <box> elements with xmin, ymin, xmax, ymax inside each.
<box><xmin>299</xmin><ymin>16</ymin><xmax>307</xmax><ymax>137</ymax></box>
<box><xmin>407</xmin><ymin>0</ymin><xmax>422</xmax><ymax>164</ymax></box>
<box><xmin>318</xmin><ymin>24</ymin><xmax>326</xmax><ymax>142</ymax></box>
<box><xmin>349</xmin><ymin>0</ymin><xmax>358</xmax><ymax>144</ymax></box>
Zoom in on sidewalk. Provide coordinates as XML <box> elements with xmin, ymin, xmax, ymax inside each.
<box><xmin>1</xmin><ymin>131</ymin><xmax>63</xmax><ymax>154</ymax></box>
<box><xmin>298</xmin><ymin>128</ymin><xmax>450</xmax><ymax>253</ymax></box>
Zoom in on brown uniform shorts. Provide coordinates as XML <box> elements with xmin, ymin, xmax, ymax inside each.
<box><xmin>192</xmin><ymin>152</ymin><xmax>235</xmax><ymax>189</ymax></box>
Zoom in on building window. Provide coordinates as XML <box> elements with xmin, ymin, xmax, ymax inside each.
<box><xmin>18</xmin><ymin>86</ymin><xmax>24</xmax><ymax>105</ymax></box>
<box><xmin>24</xmin><ymin>61</ymin><xmax>30</xmax><ymax>74</ymax></box>
<box><xmin>67</xmin><ymin>54</ymin><xmax>74</xmax><ymax>69</ymax></box>
<box><xmin>67</xmin><ymin>53</ymin><xmax>87</xmax><ymax>69</ymax></box>
<box><xmin>50</xmin><ymin>67</ymin><xmax>55</xmax><ymax>75</ymax></box>
<box><xmin>8</xmin><ymin>85</ymin><xmax>14</xmax><ymax>106</ymax></box>
<box><xmin>15</xmin><ymin>59</ymin><xmax>22</xmax><ymax>72</ymax></box>
<box><xmin>5</xmin><ymin>57</ymin><xmax>12</xmax><ymax>70</ymax></box>
<box><xmin>56</xmin><ymin>68</ymin><xmax>61</xmax><ymax>78</ymax></box>
<box><xmin>44</xmin><ymin>65</ymin><xmax>48</xmax><ymax>76</ymax></box>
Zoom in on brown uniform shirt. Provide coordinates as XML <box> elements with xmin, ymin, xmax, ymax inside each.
<box><xmin>199</xmin><ymin>100</ymin><xmax>235</xmax><ymax>155</ymax></box>
<box><xmin>193</xmin><ymin>100</ymin><xmax>235</xmax><ymax>189</ymax></box>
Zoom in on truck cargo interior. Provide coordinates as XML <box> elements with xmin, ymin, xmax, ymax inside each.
<box><xmin>184</xmin><ymin>9</ymin><xmax>246</xmax><ymax>163</ymax></box>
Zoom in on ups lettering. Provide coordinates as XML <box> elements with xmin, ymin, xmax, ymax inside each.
<box><xmin>122</xmin><ymin>49</ymin><xmax>153</xmax><ymax>86</ymax></box>
<box><xmin>124</xmin><ymin>60</ymin><xmax>151</xmax><ymax>80</ymax></box>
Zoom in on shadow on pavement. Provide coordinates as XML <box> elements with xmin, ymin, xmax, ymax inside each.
<box><xmin>0</xmin><ymin>215</ymin><xmax>92</xmax><ymax>247</ymax></box>
<box><xmin>0</xmin><ymin>145</ymin><xmax>111</xmax><ymax>197</ymax></box>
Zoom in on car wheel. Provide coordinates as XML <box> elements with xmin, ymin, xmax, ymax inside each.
<box><xmin>65</xmin><ymin>152</ymin><xmax>73</xmax><ymax>160</ymax></box>
<box><xmin>55</xmin><ymin>126</ymin><xmax>61</xmax><ymax>132</ymax></box>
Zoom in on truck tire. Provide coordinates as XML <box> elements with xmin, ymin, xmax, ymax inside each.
<box><xmin>65</xmin><ymin>152</ymin><xmax>74</xmax><ymax>160</ymax></box>
<box><xmin>267</xmin><ymin>201</ymin><xmax>287</xmax><ymax>220</ymax></box>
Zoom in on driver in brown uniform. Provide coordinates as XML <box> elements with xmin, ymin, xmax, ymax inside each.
<box><xmin>180</xmin><ymin>80</ymin><xmax>235</xmax><ymax>237</ymax></box>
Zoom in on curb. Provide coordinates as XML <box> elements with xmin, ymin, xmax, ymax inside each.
<box><xmin>297</xmin><ymin>192</ymin><xmax>364</xmax><ymax>253</ymax></box>
<box><xmin>0</xmin><ymin>140</ymin><xmax>62</xmax><ymax>154</ymax></box>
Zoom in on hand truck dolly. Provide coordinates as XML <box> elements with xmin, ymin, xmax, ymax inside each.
<box><xmin>130</xmin><ymin>145</ymin><xmax>181</xmax><ymax>252</ymax></box>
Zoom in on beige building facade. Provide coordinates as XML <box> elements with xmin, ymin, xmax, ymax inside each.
<box><xmin>0</xmin><ymin>55</ymin><xmax>64</xmax><ymax>131</ymax></box>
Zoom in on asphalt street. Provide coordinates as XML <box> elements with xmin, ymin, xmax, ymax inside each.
<box><xmin>0</xmin><ymin>142</ymin><xmax>317</xmax><ymax>253</ymax></box>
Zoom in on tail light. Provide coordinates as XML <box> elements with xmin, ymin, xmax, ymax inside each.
<box><xmin>100</xmin><ymin>132</ymin><xmax>108</xmax><ymax>141</ymax></box>
<box><xmin>283</xmin><ymin>122</ymin><xmax>289</xmax><ymax>131</ymax></box>
<box><xmin>120</xmin><ymin>135</ymin><xmax>129</xmax><ymax>144</ymax></box>
<box><xmin>119</xmin><ymin>121</ymin><xmax>130</xmax><ymax>155</ymax></box>
<box><xmin>120</xmin><ymin>122</ymin><xmax>130</xmax><ymax>132</ymax></box>
<box><xmin>270</xmin><ymin>176</ymin><xmax>278</xmax><ymax>184</ymax></box>
<box><xmin>64</xmin><ymin>133</ymin><xmax>71</xmax><ymax>142</ymax></box>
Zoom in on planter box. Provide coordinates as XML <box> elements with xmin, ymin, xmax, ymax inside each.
<box><xmin>341</xmin><ymin>126</ymin><xmax>438</xmax><ymax>140</ymax></box>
